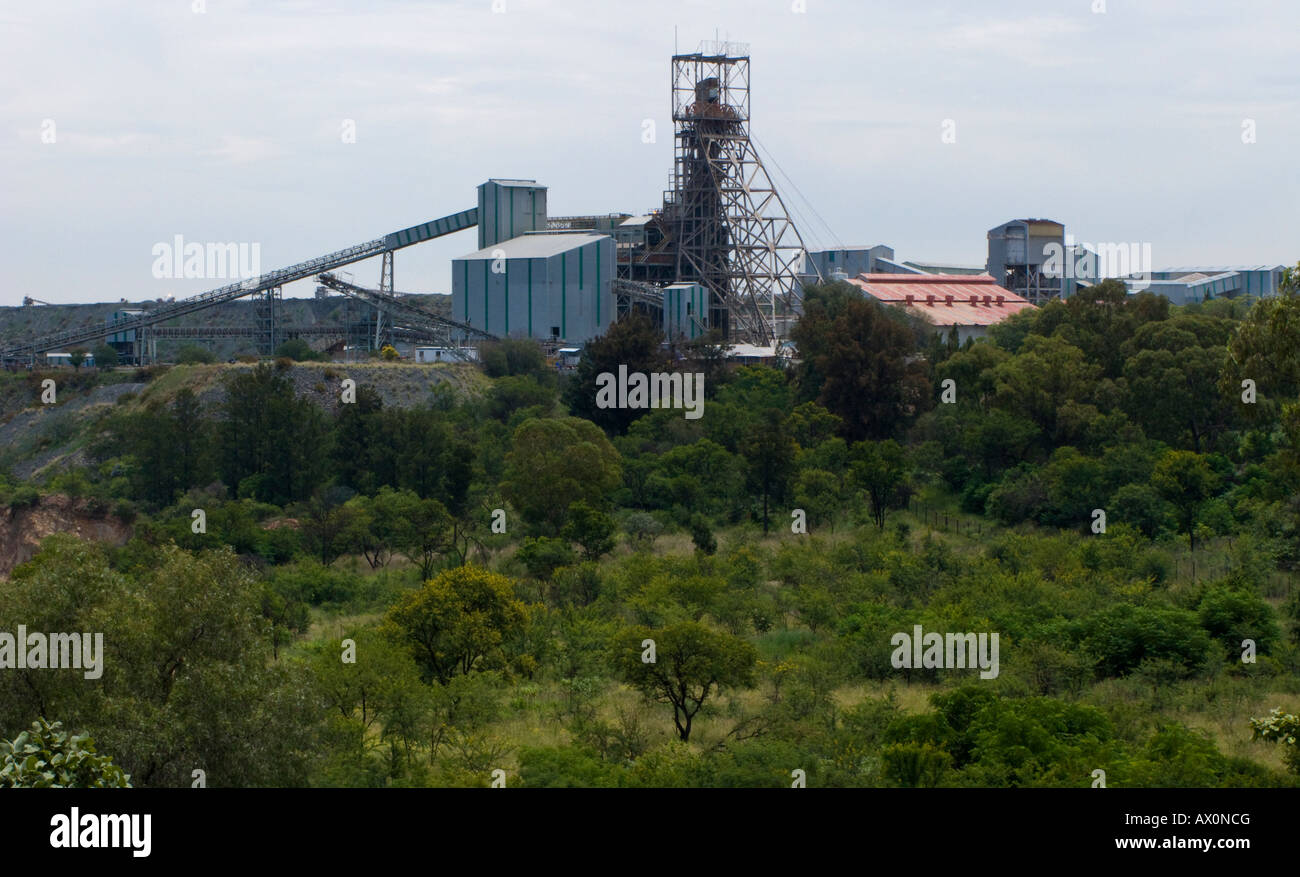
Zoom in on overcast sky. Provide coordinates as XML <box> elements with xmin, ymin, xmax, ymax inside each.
<box><xmin>1</xmin><ymin>0</ymin><xmax>1296</xmax><ymax>306</ymax></box>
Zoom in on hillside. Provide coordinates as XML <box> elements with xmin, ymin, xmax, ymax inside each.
<box><xmin>0</xmin><ymin>360</ymin><xmax>485</xmax><ymax>482</ymax></box>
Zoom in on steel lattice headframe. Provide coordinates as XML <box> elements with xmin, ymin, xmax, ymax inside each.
<box><xmin>668</xmin><ymin>50</ymin><xmax>808</xmax><ymax>345</ymax></box>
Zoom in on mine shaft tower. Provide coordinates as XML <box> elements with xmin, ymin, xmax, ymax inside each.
<box><xmin>666</xmin><ymin>44</ymin><xmax>807</xmax><ymax>344</ymax></box>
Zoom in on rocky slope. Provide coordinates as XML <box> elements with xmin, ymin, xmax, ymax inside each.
<box><xmin>0</xmin><ymin>494</ymin><xmax>133</xmax><ymax>579</ymax></box>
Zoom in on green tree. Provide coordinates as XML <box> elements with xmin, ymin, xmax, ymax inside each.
<box><xmin>332</xmin><ymin>495</ymin><xmax>379</xmax><ymax>567</ymax></box>
<box><xmin>500</xmin><ymin>417</ymin><xmax>622</xmax><ymax>535</ymax></box>
<box><xmin>623</xmin><ymin>511</ymin><xmax>663</xmax><ymax>551</ymax></box>
<box><xmin>1150</xmin><ymin>450</ymin><xmax>1220</xmax><ymax>550</ymax></box>
<box><xmin>791</xmin><ymin>287</ymin><xmax>931</xmax><ymax>441</ymax></box>
<box><xmin>1197</xmin><ymin>585</ymin><xmax>1279</xmax><ymax>655</ymax></box>
<box><xmin>517</xmin><ymin>537</ymin><xmax>576</xmax><ymax>580</ymax></box>
<box><xmin>562</xmin><ymin>500</ymin><xmax>616</xmax><ymax>561</ymax></box>
<box><xmin>384</xmin><ymin>565</ymin><xmax>529</xmax><ymax>684</ymax></box>
<box><xmin>642</xmin><ymin>438</ymin><xmax>742</xmax><ymax>518</ymax></box>
<box><xmin>68</xmin><ymin>348</ymin><xmax>88</xmax><ymax>370</ymax></box>
<box><xmin>991</xmin><ymin>334</ymin><xmax>1099</xmax><ymax>446</ymax></box>
<box><xmin>614</xmin><ymin>621</ymin><xmax>757</xmax><ymax>742</ymax></box>
<box><xmin>1222</xmin><ymin>282</ymin><xmax>1300</xmax><ymax>423</ymax></box>
<box><xmin>330</xmin><ymin>384</ymin><xmax>384</xmax><ymax>493</ymax></box>
<box><xmin>298</xmin><ymin>491</ymin><xmax>357</xmax><ymax>564</ymax></box>
<box><xmin>1121</xmin><ymin>315</ymin><xmax>1233</xmax><ymax>451</ymax></box>
<box><xmin>488</xmin><ymin>375</ymin><xmax>557</xmax><ymax>422</ymax></box>
<box><xmin>793</xmin><ymin>468</ymin><xmax>840</xmax><ymax>531</ymax></box>
<box><xmin>0</xmin><ymin>537</ymin><xmax>319</xmax><ymax>787</ymax></box>
<box><xmin>1250</xmin><ymin>708</ymin><xmax>1300</xmax><ymax>774</ymax></box>
<box><xmin>934</xmin><ymin>342</ymin><xmax>1011</xmax><ymax>413</ymax></box>
<box><xmin>311</xmin><ymin>631</ymin><xmax>427</xmax><ymax>747</ymax></box>
<box><xmin>275</xmin><ymin>338</ymin><xmax>322</xmax><ymax>362</ymax></box>
<box><xmin>689</xmin><ymin>514</ymin><xmax>717</xmax><ymax>555</ymax></box>
<box><xmin>741</xmin><ymin>408</ymin><xmax>796</xmax><ymax>533</ymax></box>
<box><xmin>171</xmin><ymin>387</ymin><xmax>213</xmax><ymax>493</ymax></box>
<box><xmin>1078</xmin><ymin>604</ymin><xmax>1211</xmax><ymax>678</ymax></box>
<box><xmin>480</xmin><ymin>338</ymin><xmax>551</xmax><ymax>381</ymax></box>
<box><xmin>563</xmin><ymin>313</ymin><xmax>670</xmax><ymax>434</ymax></box>
<box><xmin>100</xmin><ymin>387</ymin><xmax>214</xmax><ymax>507</ymax></box>
<box><xmin>1109</xmin><ymin>482</ymin><xmax>1173</xmax><ymax>539</ymax></box>
<box><xmin>219</xmin><ymin>363</ymin><xmax>330</xmax><ymax>505</ymax></box>
<box><xmin>386</xmin><ymin>489</ymin><xmax>453</xmax><ymax>579</ymax></box>
<box><xmin>91</xmin><ymin>344</ymin><xmax>119</xmax><ymax>370</ymax></box>
<box><xmin>881</xmin><ymin>742</ymin><xmax>952</xmax><ymax>788</ymax></box>
<box><xmin>851</xmin><ymin>439</ymin><xmax>910</xmax><ymax>529</ymax></box>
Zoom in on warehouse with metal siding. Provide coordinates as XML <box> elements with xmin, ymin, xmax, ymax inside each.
<box><xmin>800</xmin><ymin>246</ymin><xmax>897</xmax><ymax>286</ymax></box>
<box><xmin>1118</xmin><ymin>266</ymin><xmax>1286</xmax><ymax>304</ymax></box>
<box><xmin>452</xmin><ymin>232</ymin><xmax>615</xmax><ymax>343</ymax></box>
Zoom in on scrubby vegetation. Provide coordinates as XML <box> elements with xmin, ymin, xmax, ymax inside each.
<box><xmin>2</xmin><ymin>269</ymin><xmax>1300</xmax><ymax>787</ymax></box>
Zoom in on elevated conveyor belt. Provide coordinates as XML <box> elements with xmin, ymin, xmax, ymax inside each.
<box><xmin>315</xmin><ymin>273</ymin><xmax>497</xmax><ymax>342</ymax></box>
<box><xmin>1</xmin><ymin>208</ymin><xmax>478</xmax><ymax>359</ymax></box>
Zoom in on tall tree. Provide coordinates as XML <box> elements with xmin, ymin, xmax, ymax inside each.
<box><xmin>1121</xmin><ymin>314</ymin><xmax>1233</xmax><ymax>452</ymax></box>
<box><xmin>1150</xmin><ymin>450</ymin><xmax>1220</xmax><ymax>550</ymax></box>
<box><xmin>384</xmin><ymin>565</ymin><xmax>529</xmax><ymax>684</ymax></box>
<box><xmin>91</xmin><ymin>344</ymin><xmax>119</xmax><ymax>370</ymax></box>
<box><xmin>991</xmin><ymin>334</ymin><xmax>1100</xmax><ymax>447</ymax></box>
<box><xmin>741</xmin><ymin>408</ymin><xmax>796</xmax><ymax>533</ymax></box>
<box><xmin>791</xmin><ymin>291</ymin><xmax>930</xmax><ymax>441</ymax></box>
<box><xmin>852</xmin><ymin>439</ymin><xmax>911</xmax><ymax>529</ymax></box>
<box><xmin>614</xmin><ymin>621</ymin><xmax>756</xmax><ymax>742</ymax></box>
<box><xmin>0</xmin><ymin>537</ymin><xmax>319</xmax><ymax>787</ymax></box>
<box><xmin>171</xmin><ymin>387</ymin><xmax>213</xmax><ymax>492</ymax></box>
<box><xmin>218</xmin><ymin>364</ymin><xmax>329</xmax><ymax>505</ymax></box>
<box><xmin>331</xmin><ymin>384</ymin><xmax>383</xmax><ymax>493</ymax></box>
<box><xmin>562</xmin><ymin>313</ymin><xmax>670</xmax><ymax>435</ymax></box>
<box><xmin>1221</xmin><ymin>278</ymin><xmax>1300</xmax><ymax>425</ymax></box>
<box><xmin>500</xmin><ymin>417</ymin><xmax>622</xmax><ymax>535</ymax></box>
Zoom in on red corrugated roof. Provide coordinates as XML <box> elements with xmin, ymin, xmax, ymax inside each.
<box><xmin>846</xmin><ymin>273</ymin><xmax>1034</xmax><ymax>328</ymax></box>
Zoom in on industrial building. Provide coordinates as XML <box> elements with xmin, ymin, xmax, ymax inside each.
<box><xmin>847</xmin><ymin>274</ymin><xmax>1034</xmax><ymax>344</ymax></box>
<box><xmin>105</xmin><ymin>309</ymin><xmax>147</xmax><ymax>361</ymax></box>
<box><xmin>800</xmin><ymin>246</ymin><xmax>906</xmax><ymax>283</ymax></box>
<box><xmin>662</xmin><ymin>282</ymin><xmax>709</xmax><ymax>340</ymax></box>
<box><xmin>801</xmin><ymin>247</ymin><xmax>997</xmax><ymax>291</ymax></box>
<box><xmin>476</xmin><ymin>179</ymin><xmax>548</xmax><ymax>251</ymax></box>
<box><xmin>414</xmin><ymin>346</ymin><xmax>478</xmax><ymax>363</ymax></box>
<box><xmin>613</xmin><ymin>45</ymin><xmax>809</xmax><ymax>343</ymax></box>
<box><xmin>45</xmin><ymin>351</ymin><xmax>95</xmax><ymax>368</ymax></box>
<box><xmin>987</xmin><ymin>220</ymin><xmax>1071</xmax><ymax>304</ymax></box>
<box><xmin>452</xmin><ymin>232</ymin><xmax>615</xmax><ymax>343</ymax></box>
<box><xmin>1119</xmin><ymin>266</ymin><xmax>1286</xmax><ymax>304</ymax></box>
<box><xmin>902</xmin><ymin>259</ymin><xmax>988</xmax><ymax>276</ymax></box>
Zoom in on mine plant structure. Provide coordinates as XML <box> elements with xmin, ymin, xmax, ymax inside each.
<box><xmin>0</xmin><ymin>42</ymin><xmax>813</xmax><ymax>365</ymax></box>
<box><xmin>617</xmin><ymin>43</ymin><xmax>811</xmax><ymax>344</ymax></box>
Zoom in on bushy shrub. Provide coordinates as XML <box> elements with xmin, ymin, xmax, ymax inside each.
<box><xmin>0</xmin><ymin>719</ymin><xmax>131</xmax><ymax>788</ymax></box>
